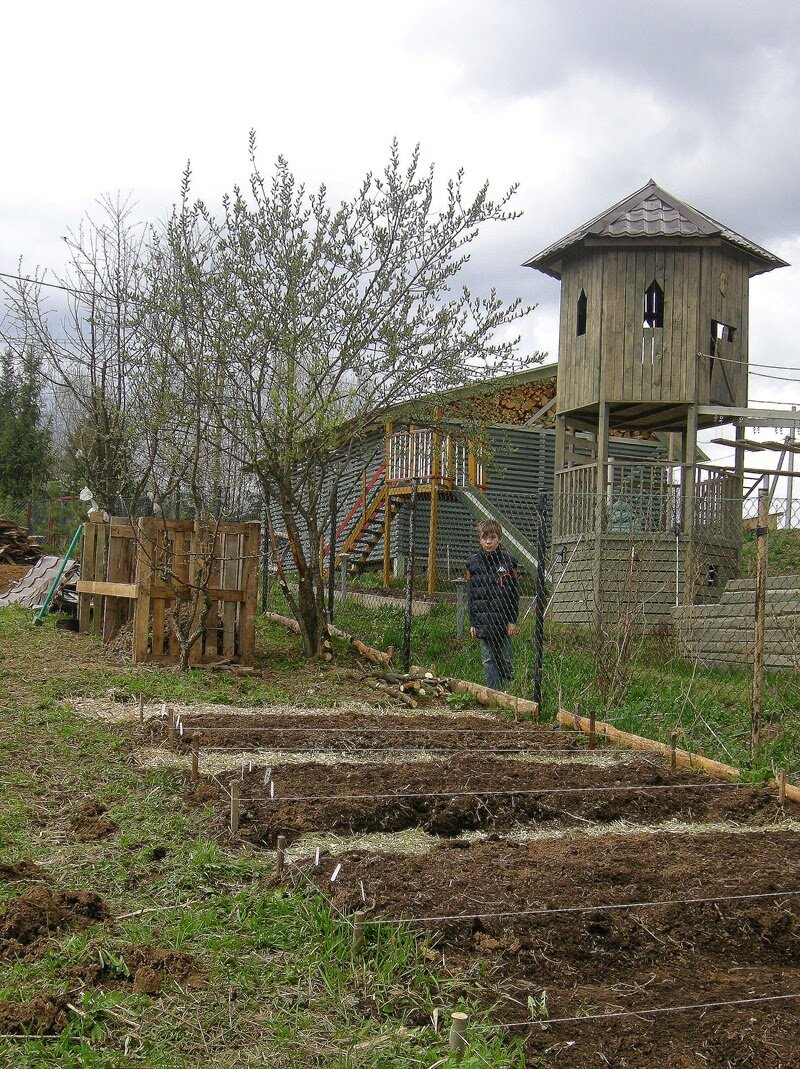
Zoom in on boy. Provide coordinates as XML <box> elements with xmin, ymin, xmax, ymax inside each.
<box><xmin>466</xmin><ymin>519</ymin><xmax>519</xmax><ymax>691</ymax></box>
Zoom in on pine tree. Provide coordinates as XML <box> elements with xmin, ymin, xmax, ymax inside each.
<box><xmin>0</xmin><ymin>348</ymin><xmax>51</xmax><ymax>498</ymax></box>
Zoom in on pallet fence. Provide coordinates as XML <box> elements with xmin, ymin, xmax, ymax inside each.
<box><xmin>77</xmin><ymin>513</ymin><xmax>260</xmax><ymax>666</ymax></box>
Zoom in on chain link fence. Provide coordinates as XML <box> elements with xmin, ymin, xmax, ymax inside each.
<box><xmin>264</xmin><ymin>478</ymin><xmax>800</xmax><ymax>779</ymax></box>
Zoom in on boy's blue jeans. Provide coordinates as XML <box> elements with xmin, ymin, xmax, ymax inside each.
<box><xmin>478</xmin><ymin>634</ymin><xmax>513</xmax><ymax>691</ymax></box>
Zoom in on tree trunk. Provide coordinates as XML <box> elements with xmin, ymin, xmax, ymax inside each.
<box><xmin>278</xmin><ymin>496</ymin><xmax>329</xmax><ymax>658</ymax></box>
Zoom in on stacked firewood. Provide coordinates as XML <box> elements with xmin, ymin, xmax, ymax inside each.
<box><xmin>365</xmin><ymin>668</ymin><xmax>451</xmax><ymax>708</ymax></box>
<box><xmin>0</xmin><ymin>518</ymin><xmax>42</xmax><ymax>564</ymax></box>
<box><xmin>447</xmin><ymin>379</ymin><xmax>557</xmax><ymax>427</ymax></box>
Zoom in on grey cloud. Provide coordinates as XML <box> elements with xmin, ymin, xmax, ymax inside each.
<box><xmin>417</xmin><ymin>0</ymin><xmax>799</xmax><ymax>113</ymax></box>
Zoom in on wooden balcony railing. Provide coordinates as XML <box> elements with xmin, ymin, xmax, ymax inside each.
<box><xmin>387</xmin><ymin>429</ymin><xmax>483</xmax><ymax>488</ymax></box>
<box><xmin>554</xmin><ymin>461</ymin><xmax>743</xmax><ymax>540</ymax></box>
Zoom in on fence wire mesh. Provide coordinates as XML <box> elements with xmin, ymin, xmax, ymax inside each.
<box><xmin>284</xmin><ymin>480</ymin><xmax>800</xmax><ymax>779</ymax></box>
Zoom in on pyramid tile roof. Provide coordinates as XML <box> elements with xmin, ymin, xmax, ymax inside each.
<box><xmin>524</xmin><ymin>180</ymin><xmax>788</xmax><ymax>279</ymax></box>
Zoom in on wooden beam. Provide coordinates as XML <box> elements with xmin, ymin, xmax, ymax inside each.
<box><xmin>697</xmin><ymin>405</ymin><xmax>800</xmax><ymax>425</ymax></box>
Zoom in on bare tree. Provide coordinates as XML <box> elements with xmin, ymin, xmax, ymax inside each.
<box><xmin>1</xmin><ymin>195</ymin><xmax>153</xmax><ymax>512</ymax></box>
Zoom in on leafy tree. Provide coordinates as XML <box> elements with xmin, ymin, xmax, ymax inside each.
<box><xmin>158</xmin><ymin>137</ymin><xmax>535</xmax><ymax>656</ymax></box>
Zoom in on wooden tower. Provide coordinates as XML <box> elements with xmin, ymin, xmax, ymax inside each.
<box><xmin>525</xmin><ymin>180</ymin><xmax>787</xmax><ymax>625</ymax></box>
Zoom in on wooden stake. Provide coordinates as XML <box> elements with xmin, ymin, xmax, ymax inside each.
<box><xmin>230</xmin><ymin>780</ymin><xmax>240</xmax><ymax>835</ymax></box>
<box><xmin>449</xmin><ymin>1011</ymin><xmax>468</xmax><ymax>1062</ymax></box>
<box><xmin>276</xmin><ymin>834</ymin><xmax>286</xmax><ymax>878</ymax></box>
<box><xmin>191</xmin><ymin>732</ymin><xmax>200</xmax><ymax>782</ymax></box>
<box><xmin>779</xmin><ymin>770</ymin><xmax>787</xmax><ymax>806</ymax></box>
<box><xmin>751</xmin><ymin>486</ymin><xmax>769</xmax><ymax>759</ymax></box>
<box><xmin>352</xmin><ymin>910</ymin><xmax>365</xmax><ymax>952</ymax></box>
<box><xmin>168</xmin><ymin>706</ymin><xmax>176</xmax><ymax>748</ymax></box>
<box><xmin>138</xmin><ymin>695</ymin><xmax>144</xmax><ymax>723</ymax></box>
<box><xmin>670</xmin><ymin>731</ymin><xmax>677</xmax><ymax>770</ymax></box>
<box><xmin>589</xmin><ymin>707</ymin><xmax>596</xmax><ymax>750</ymax></box>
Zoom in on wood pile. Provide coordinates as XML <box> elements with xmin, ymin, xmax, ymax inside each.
<box><xmin>445</xmin><ymin>377</ymin><xmax>655</xmax><ymax>439</ymax></box>
<box><xmin>0</xmin><ymin>518</ymin><xmax>42</xmax><ymax>564</ymax></box>
<box><xmin>365</xmin><ymin>668</ymin><xmax>450</xmax><ymax>708</ymax></box>
<box><xmin>447</xmin><ymin>379</ymin><xmax>557</xmax><ymax>427</ymax></box>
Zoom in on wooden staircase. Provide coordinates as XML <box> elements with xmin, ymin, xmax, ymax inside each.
<box><xmin>337</xmin><ymin>487</ymin><xmax>405</xmax><ymax>574</ymax></box>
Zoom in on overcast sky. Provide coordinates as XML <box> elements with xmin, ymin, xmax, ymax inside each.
<box><xmin>2</xmin><ymin>0</ymin><xmax>799</xmax><ymax>466</ymax></box>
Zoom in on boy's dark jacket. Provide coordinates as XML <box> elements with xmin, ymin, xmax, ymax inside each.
<box><xmin>466</xmin><ymin>548</ymin><xmax>520</xmax><ymax>639</ymax></box>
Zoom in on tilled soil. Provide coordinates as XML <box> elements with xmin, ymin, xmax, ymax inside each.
<box><xmin>191</xmin><ymin>754</ymin><xmax>782</xmax><ymax>846</ymax></box>
<box><xmin>0</xmin><ymin>871</ymin><xmax>206</xmax><ymax>1033</ymax></box>
<box><xmin>300</xmin><ymin>832</ymin><xmax>800</xmax><ymax>1067</ymax></box>
<box><xmin>120</xmin><ymin>705</ymin><xmax>800</xmax><ymax>1065</ymax></box>
<box><xmin>139</xmin><ymin>708</ymin><xmax>570</xmax><ymax>753</ymax></box>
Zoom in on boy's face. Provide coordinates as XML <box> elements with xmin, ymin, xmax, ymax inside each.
<box><xmin>479</xmin><ymin>531</ymin><xmax>501</xmax><ymax>553</ymax></box>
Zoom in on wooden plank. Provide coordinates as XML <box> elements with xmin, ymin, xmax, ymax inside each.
<box><xmin>151</xmin><ymin>597</ymin><xmax>166</xmax><ymax>659</ymax></box>
<box><xmin>76</xmin><ymin>580</ymin><xmax>138</xmax><ymax>599</ymax></box>
<box><xmin>239</xmin><ymin>522</ymin><xmax>260</xmax><ymax>663</ymax></box>
<box><xmin>187</xmin><ymin>523</ymin><xmax>208</xmax><ymax>667</ymax></box>
<box><xmin>222</xmin><ymin>531</ymin><xmax>238</xmax><ymax>658</ymax></box>
<box><xmin>132</xmin><ymin>518</ymin><xmax>154</xmax><ymax>663</ymax></box>
<box><xmin>92</xmin><ymin>522</ymin><xmax>108</xmax><ymax>635</ymax></box>
<box><xmin>603</xmin><ymin>249</ymin><xmax>623</xmax><ymax>404</ymax></box>
<box><xmin>78</xmin><ymin>521</ymin><xmax>96</xmax><ymax>633</ymax></box>
<box><xmin>102</xmin><ymin>531</ymin><xmax>134</xmax><ymax>643</ymax></box>
<box><xmin>621</xmin><ymin>248</ymin><xmax>638</xmax><ymax>403</ymax></box>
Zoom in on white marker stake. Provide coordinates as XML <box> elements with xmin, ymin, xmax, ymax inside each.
<box><xmin>360</xmin><ymin>880</ymin><xmax>366</xmax><ymax>903</ymax></box>
<box><xmin>270</xmin><ymin>781</ymin><xmax>275</xmax><ymax>798</ymax></box>
<box><xmin>315</xmin><ymin>847</ymin><xmax>320</xmax><ymax>866</ymax></box>
<box><xmin>160</xmin><ymin>702</ymin><xmax>166</xmax><ymax>720</ymax></box>
<box><xmin>330</xmin><ymin>863</ymin><xmax>342</xmax><ymax>883</ymax></box>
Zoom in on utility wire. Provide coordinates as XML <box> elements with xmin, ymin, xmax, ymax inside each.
<box><xmin>0</xmin><ymin>269</ymin><xmax>121</xmax><ymax>302</ymax></box>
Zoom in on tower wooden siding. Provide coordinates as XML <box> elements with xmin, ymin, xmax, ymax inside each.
<box><xmin>557</xmin><ymin>243</ymin><xmax>749</xmax><ymax>416</ymax></box>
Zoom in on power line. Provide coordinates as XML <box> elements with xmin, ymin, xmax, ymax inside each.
<box><xmin>0</xmin><ymin>269</ymin><xmax>121</xmax><ymax>302</ymax></box>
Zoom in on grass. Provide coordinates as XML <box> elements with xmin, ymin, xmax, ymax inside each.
<box><xmin>3</xmin><ymin>575</ymin><xmax>800</xmax><ymax>1066</ymax></box>
<box><xmin>0</xmin><ymin>606</ymin><xmax>516</xmax><ymax>1068</ymax></box>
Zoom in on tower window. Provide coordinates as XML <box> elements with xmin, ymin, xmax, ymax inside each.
<box><xmin>643</xmin><ymin>280</ymin><xmax>664</xmax><ymax>328</ymax></box>
<box><xmin>710</xmin><ymin>319</ymin><xmax>736</xmax><ymax>354</ymax></box>
<box><xmin>576</xmin><ymin>289</ymin><xmax>587</xmax><ymax>337</ymax></box>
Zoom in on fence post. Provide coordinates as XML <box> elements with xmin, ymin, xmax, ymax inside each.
<box><xmin>532</xmin><ymin>493</ymin><xmax>547</xmax><ymax>712</ymax></box>
<box><xmin>327</xmin><ymin>490</ymin><xmax>337</xmax><ymax>623</ymax></box>
<box><xmin>260</xmin><ymin>499</ymin><xmax>270</xmax><ymax>614</ymax></box>
<box><xmin>751</xmin><ymin>486</ymin><xmax>768</xmax><ymax>760</ymax></box>
<box><xmin>449</xmin><ymin>1012</ymin><xmax>468</xmax><ymax>1062</ymax></box>
<box><xmin>454</xmin><ymin>578</ymin><xmax>467</xmax><ymax>638</ymax></box>
<box><xmin>402</xmin><ymin>480</ymin><xmax>418</xmax><ymax>673</ymax></box>
<box><xmin>340</xmin><ymin>554</ymin><xmax>350</xmax><ymax>599</ymax></box>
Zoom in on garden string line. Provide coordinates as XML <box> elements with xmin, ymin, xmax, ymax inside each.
<box><xmin>490</xmin><ymin>991</ymin><xmax>800</xmax><ymax>1029</ymax></box>
<box><xmin>167</xmin><ymin>725</ymin><xmax>579</xmax><ymax>736</ymax></box>
<box><xmin>227</xmin><ymin>781</ymin><xmax>752</xmax><ymax>803</ymax></box>
<box><xmin>198</xmin><ymin>745</ymin><xmax>629</xmax><ymax>755</ymax></box>
<box><xmin>361</xmin><ymin>887</ymin><xmax>800</xmax><ymax>926</ymax></box>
